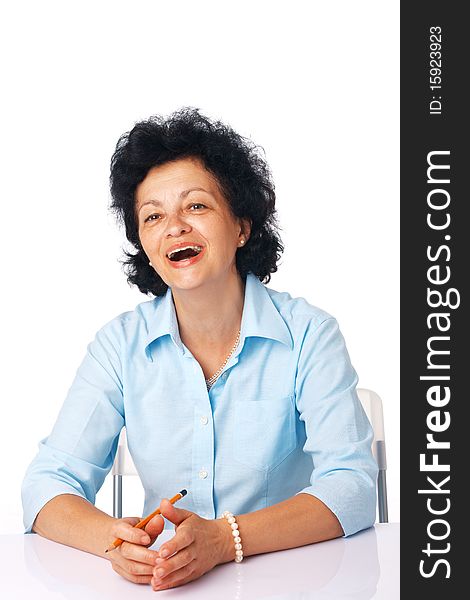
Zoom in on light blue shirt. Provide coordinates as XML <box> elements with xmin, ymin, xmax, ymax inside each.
<box><xmin>22</xmin><ymin>272</ymin><xmax>377</xmax><ymax>537</ymax></box>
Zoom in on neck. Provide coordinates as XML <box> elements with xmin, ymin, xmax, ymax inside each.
<box><xmin>171</xmin><ymin>272</ymin><xmax>246</xmax><ymax>348</ymax></box>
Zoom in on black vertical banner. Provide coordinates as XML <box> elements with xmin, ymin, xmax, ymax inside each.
<box><xmin>401</xmin><ymin>3</ymin><xmax>467</xmax><ymax>596</ymax></box>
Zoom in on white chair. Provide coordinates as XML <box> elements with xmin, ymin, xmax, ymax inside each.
<box><xmin>112</xmin><ymin>388</ymin><xmax>389</xmax><ymax>523</ymax></box>
<box><xmin>112</xmin><ymin>427</ymin><xmax>138</xmax><ymax>518</ymax></box>
<box><xmin>357</xmin><ymin>388</ymin><xmax>389</xmax><ymax>523</ymax></box>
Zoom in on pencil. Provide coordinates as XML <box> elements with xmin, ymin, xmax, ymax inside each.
<box><xmin>105</xmin><ymin>489</ymin><xmax>188</xmax><ymax>553</ymax></box>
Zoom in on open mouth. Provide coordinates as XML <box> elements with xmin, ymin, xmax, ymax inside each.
<box><xmin>166</xmin><ymin>245</ymin><xmax>204</xmax><ymax>262</ymax></box>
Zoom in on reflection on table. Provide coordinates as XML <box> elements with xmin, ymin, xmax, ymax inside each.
<box><xmin>1</xmin><ymin>523</ymin><xmax>399</xmax><ymax>599</ymax></box>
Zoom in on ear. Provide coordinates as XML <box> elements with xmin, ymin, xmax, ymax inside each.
<box><xmin>239</xmin><ymin>217</ymin><xmax>252</xmax><ymax>242</ymax></box>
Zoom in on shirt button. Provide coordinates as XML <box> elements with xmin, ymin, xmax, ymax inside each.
<box><xmin>200</xmin><ymin>416</ymin><xmax>208</xmax><ymax>425</ymax></box>
<box><xmin>199</xmin><ymin>469</ymin><xmax>208</xmax><ymax>479</ymax></box>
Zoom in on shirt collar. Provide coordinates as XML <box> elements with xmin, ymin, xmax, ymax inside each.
<box><xmin>144</xmin><ymin>272</ymin><xmax>293</xmax><ymax>358</ymax></box>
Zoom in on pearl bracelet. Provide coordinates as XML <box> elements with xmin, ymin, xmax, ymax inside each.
<box><xmin>219</xmin><ymin>511</ymin><xmax>244</xmax><ymax>562</ymax></box>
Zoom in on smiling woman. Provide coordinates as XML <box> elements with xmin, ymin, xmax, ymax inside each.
<box><xmin>109</xmin><ymin>108</ymin><xmax>282</xmax><ymax>299</ymax></box>
<box><xmin>22</xmin><ymin>107</ymin><xmax>378</xmax><ymax>592</ymax></box>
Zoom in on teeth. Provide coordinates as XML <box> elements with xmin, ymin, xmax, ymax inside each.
<box><xmin>167</xmin><ymin>245</ymin><xmax>203</xmax><ymax>260</ymax></box>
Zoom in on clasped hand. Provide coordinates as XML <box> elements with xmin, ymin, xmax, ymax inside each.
<box><xmin>106</xmin><ymin>498</ymin><xmax>228</xmax><ymax>591</ymax></box>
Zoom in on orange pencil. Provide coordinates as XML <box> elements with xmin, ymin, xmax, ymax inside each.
<box><xmin>105</xmin><ymin>489</ymin><xmax>188</xmax><ymax>553</ymax></box>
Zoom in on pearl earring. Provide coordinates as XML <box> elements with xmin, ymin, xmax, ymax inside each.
<box><xmin>239</xmin><ymin>239</ymin><xmax>245</xmax><ymax>246</ymax></box>
<box><xmin>149</xmin><ymin>261</ymin><xmax>153</xmax><ymax>266</ymax></box>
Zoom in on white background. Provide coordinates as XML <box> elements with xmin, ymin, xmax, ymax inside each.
<box><xmin>0</xmin><ymin>0</ymin><xmax>399</xmax><ymax>533</ymax></box>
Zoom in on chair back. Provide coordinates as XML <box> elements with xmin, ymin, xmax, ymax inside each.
<box><xmin>357</xmin><ymin>388</ymin><xmax>389</xmax><ymax>522</ymax></box>
<box><xmin>112</xmin><ymin>427</ymin><xmax>138</xmax><ymax>477</ymax></box>
<box><xmin>112</xmin><ymin>427</ymin><xmax>138</xmax><ymax>518</ymax></box>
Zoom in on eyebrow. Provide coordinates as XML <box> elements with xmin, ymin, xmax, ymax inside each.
<box><xmin>138</xmin><ymin>187</ymin><xmax>213</xmax><ymax>211</ymax></box>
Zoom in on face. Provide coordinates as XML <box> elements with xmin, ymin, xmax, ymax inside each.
<box><xmin>136</xmin><ymin>157</ymin><xmax>250</xmax><ymax>292</ymax></box>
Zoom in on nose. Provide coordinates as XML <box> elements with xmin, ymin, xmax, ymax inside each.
<box><xmin>164</xmin><ymin>212</ymin><xmax>192</xmax><ymax>237</ymax></box>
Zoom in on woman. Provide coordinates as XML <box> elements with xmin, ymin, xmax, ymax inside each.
<box><xmin>22</xmin><ymin>108</ymin><xmax>377</xmax><ymax>591</ymax></box>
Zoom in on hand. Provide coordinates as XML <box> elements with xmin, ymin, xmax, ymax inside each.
<box><xmin>151</xmin><ymin>498</ymin><xmax>230</xmax><ymax>591</ymax></box>
<box><xmin>106</xmin><ymin>515</ymin><xmax>165</xmax><ymax>585</ymax></box>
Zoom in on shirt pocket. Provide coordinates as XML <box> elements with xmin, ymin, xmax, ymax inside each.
<box><xmin>232</xmin><ymin>395</ymin><xmax>297</xmax><ymax>472</ymax></box>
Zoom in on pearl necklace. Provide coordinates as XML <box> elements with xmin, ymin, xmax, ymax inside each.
<box><xmin>205</xmin><ymin>329</ymin><xmax>241</xmax><ymax>390</ymax></box>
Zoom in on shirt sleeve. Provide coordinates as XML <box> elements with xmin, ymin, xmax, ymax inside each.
<box><xmin>21</xmin><ymin>322</ymin><xmax>125</xmax><ymax>534</ymax></box>
<box><xmin>294</xmin><ymin>317</ymin><xmax>378</xmax><ymax>537</ymax></box>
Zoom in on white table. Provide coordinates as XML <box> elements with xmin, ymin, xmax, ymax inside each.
<box><xmin>1</xmin><ymin>524</ymin><xmax>399</xmax><ymax>599</ymax></box>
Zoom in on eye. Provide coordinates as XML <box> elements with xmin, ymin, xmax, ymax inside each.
<box><xmin>144</xmin><ymin>213</ymin><xmax>161</xmax><ymax>223</ymax></box>
<box><xmin>190</xmin><ymin>203</ymin><xmax>206</xmax><ymax>210</ymax></box>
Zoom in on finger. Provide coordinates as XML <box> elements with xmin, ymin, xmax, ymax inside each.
<box><xmin>121</xmin><ymin>516</ymin><xmax>141</xmax><ymax>527</ymax></box>
<box><xmin>154</xmin><ymin>547</ymin><xmax>194</xmax><ymax>579</ymax></box>
<box><xmin>111</xmin><ymin>560</ymin><xmax>153</xmax><ymax>585</ymax></box>
<box><xmin>158</xmin><ymin>497</ymin><xmax>194</xmax><ymax>527</ymax></box>
<box><xmin>117</xmin><ymin>541</ymin><xmax>160</xmax><ymax>566</ymax></box>
<box><xmin>110</xmin><ymin>521</ymin><xmax>151</xmax><ymax>546</ymax></box>
<box><xmin>158</xmin><ymin>526</ymin><xmax>194</xmax><ymax>559</ymax></box>
<box><xmin>112</xmin><ymin>550</ymin><xmax>156</xmax><ymax>577</ymax></box>
<box><xmin>152</xmin><ymin>560</ymin><xmax>197</xmax><ymax>591</ymax></box>
<box><xmin>144</xmin><ymin>514</ymin><xmax>165</xmax><ymax>541</ymax></box>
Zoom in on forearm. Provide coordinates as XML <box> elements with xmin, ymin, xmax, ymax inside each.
<box><xmin>217</xmin><ymin>493</ymin><xmax>344</xmax><ymax>563</ymax></box>
<box><xmin>32</xmin><ymin>494</ymin><xmax>115</xmax><ymax>559</ymax></box>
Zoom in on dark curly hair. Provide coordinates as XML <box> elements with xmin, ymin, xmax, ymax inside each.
<box><xmin>109</xmin><ymin>107</ymin><xmax>284</xmax><ymax>296</ymax></box>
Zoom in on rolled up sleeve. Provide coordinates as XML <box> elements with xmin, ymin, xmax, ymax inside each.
<box><xmin>21</xmin><ymin>323</ymin><xmax>125</xmax><ymax>533</ymax></box>
<box><xmin>294</xmin><ymin>317</ymin><xmax>378</xmax><ymax>537</ymax></box>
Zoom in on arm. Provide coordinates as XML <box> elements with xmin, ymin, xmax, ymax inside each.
<box><xmin>32</xmin><ymin>493</ymin><xmax>331</xmax><ymax>575</ymax></box>
<box><xmin>33</xmin><ymin>493</ymin><xmax>168</xmax><ymax>586</ymax></box>
<box><xmin>219</xmin><ymin>492</ymin><xmax>343</xmax><ymax>561</ymax></box>
<box><xmin>23</xmin><ymin>321</ymin><xmax>171</xmax><ymax>585</ymax></box>
<box><xmin>32</xmin><ymin>494</ymin><xmax>117</xmax><ymax>558</ymax></box>
<box><xmin>292</xmin><ymin>317</ymin><xmax>378</xmax><ymax>537</ymax></box>
<box><xmin>21</xmin><ymin>323</ymin><xmax>125</xmax><ymax>534</ymax></box>
<box><xmin>231</xmin><ymin>317</ymin><xmax>374</xmax><ymax>552</ymax></box>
